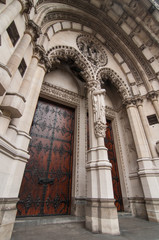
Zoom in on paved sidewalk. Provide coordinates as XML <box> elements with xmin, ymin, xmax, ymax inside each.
<box><xmin>11</xmin><ymin>214</ymin><xmax>159</xmax><ymax>240</ymax></box>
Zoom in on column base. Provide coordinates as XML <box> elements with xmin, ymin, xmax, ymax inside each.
<box><xmin>85</xmin><ymin>198</ymin><xmax>120</xmax><ymax>235</ymax></box>
<box><xmin>129</xmin><ymin>197</ymin><xmax>148</xmax><ymax>219</ymax></box>
<box><xmin>71</xmin><ymin>197</ymin><xmax>86</xmax><ymax>217</ymax></box>
<box><xmin>0</xmin><ymin>198</ymin><xmax>18</xmax><ymax>240</ymax></box>
<box><xmin>145</xmin><ymin>198</ymin><xmax>159</xmax><ymax>222</ymax></box>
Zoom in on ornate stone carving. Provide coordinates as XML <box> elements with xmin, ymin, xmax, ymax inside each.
<box><xmin>18</xmin><ymin>0</ymin><xmax>33</xmax><ymax>14</ymax></box>
<box><xmin>147</xmin><ymin>90</ymin><xmax>158</xmax><ymax>101</ymax></box>
<box><xmin>122</xmin><ymin>96</ymin><xmax>144</xmax><ymax>107</ymax></box>
<box><xmin>41</xmin><ymin>82</ymin><xmax>79</xmax><ymax>104</ymax></box>
<box><xmin>47</xmin><ymin>45</ymin><xmax>94</xmax><ymax>82</ymax></box>
<box><xmin>25</xmin><ymin>20</ymin><xmax>41</xmax><ymax>41</ymax></box>
<box><xmin>86</xmin><ymin>80</ymin><xmax>100</xmax><ymax>93</ymax></box>
<box><xmin>92</xmin><ymin>89</ymin><xmax>106</xmax><ymax>138</ymax></box>
<box><xmin>33</xmin><ymin>44</ymin><xmax>45</xmax><ymax>60</ymax></box>
<box><xmin>39</xmin><ymin>4</ymin><xmax>156</xmax><ymax>82</ymax></box>
<box><xmin>76</xmin><ymin>34</ymin><xmax>108</xmax><ymax>67</ymax></box>
<box><xmin>96</xmin><ymin>68</ymin><xmax>132</xmax><ymax>100</ymax></box>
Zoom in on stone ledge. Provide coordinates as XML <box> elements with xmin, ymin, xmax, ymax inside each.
<box><xmin>0</xmin><ymin>64</ymin><xmax>12</xmax><ymax>96</ymax></box>
<box><xmin>1</xmin><ymin>93</ymin><xmax>25</xmax><ymax>118</ymax></box>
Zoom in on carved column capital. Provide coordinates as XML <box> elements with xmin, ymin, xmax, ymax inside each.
<box><xmin>136</xmin><ymin>97</ymin><xmax>143</xmax><ymax>107</ymax></box>
<box><xmin>86</xmin><ymin>80</ymin><xmax>101</xmax><ymax>93</ymax></box>
<box><xmin>33</xmin><ymin>44</ymin><xmax>45</xmax><ymax>61</ymax></box>
<box><xmin>25</xmin><ymin>20</ymin><xmax>41</xmax><ymax>42</ymax></box>
<box><xmin>38</xmin><ymin>51</ymin><xmax>51</xmax><ymax>73</ymax></box>
<box><xmin>123</xmin><ymin>97</ymin><xmax>136</xmax><ymax>107</ymax></box>
<box><xmin>18</xmin><ymin>0</ymin><xmax>33</xmax><ymax>14</ymax></box>
<box><xmin>147</xmin><ymin>90</ymin><xmax>158</xmax><ymax>101</ymax></box>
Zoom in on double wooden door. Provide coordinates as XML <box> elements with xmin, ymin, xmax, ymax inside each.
<box><xmin>17</xmin><ymin>99</ymin><xmax>75</xmax><ymax>217</ymax></box>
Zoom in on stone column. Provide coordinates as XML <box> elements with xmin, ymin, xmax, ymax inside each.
<box><xmin>125</xmin><ymin>99</ymin><xmax>159</xmax><ymax>222</ymax></box>
<box><xmin>136</xmin><ymin>98</ymin><xmax>158</xmax><ymax>159</ymax></box>
<box><xmin>147</xmin><ymin>91</ymin><xmax>159</xmax><ymax>119</ymax></box>
<box><xmin>18</xmin><ymin>44</ymin><xmax>44</xmax><ymax>98</ymax></box>
<box><xmin>0</xmin><ymin>0</ymin><xmax>22</xmax><ymax>35</ymax></box>
<box><xmin>0</xmin><ymin>20</ymin><xmax>41</xmax><ymax>97</ymax></box>
<box><xmin>0</xmin><ymin>20</ymin><xmax>41</xmax><ymax>125</ymax></box>
<box><xmin>0</xmin><ymin>60</ymin><xmax>46</xmax><ymax>240</ymax></box>
<box><xmin>86</xmin><ymin>80</ymin><xmax>119</xmax><ymax>235</ymax></box>
<box><xmin>7</xmin><ymin>20</ymin><xmax>41</xmax><ymax>79</ymax></box>
<box><xmin>12</xmin><ymin>59</ymin><xmax>47</xmax><ymax>135</ymax></box>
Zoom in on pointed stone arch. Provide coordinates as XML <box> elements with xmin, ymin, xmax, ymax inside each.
<box><xmin>96</xmin><ymin>68</ymin><xmax>132</xmax><ymax>100</ymax></box>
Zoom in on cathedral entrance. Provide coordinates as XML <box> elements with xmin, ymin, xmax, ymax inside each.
<box><xmin>105</xmin><ymin>120</ymin><xmax>124</xmax><ymax>212</ymax></box>
<box><xmin>17</xmin><ymin>98</ymin><xmax>75</xmax><ymax>217</ymax></box>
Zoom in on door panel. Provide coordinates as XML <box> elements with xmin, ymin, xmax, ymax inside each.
<box><xmin>105</xmin><ymin>120</ymin><xmax>124</xmax><ymax>212</ymax></box>
<box><xmin>17</xmin><ymin>99</ymin><xmax>75</xmax><ymax>217</ymax></box>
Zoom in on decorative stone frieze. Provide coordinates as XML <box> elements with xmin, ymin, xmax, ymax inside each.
<box><xmin>76</xmin><ymin>34</ymin><xmax>108</xmax><ymax>68</ymax></box>
<box><xmin>41</xmin><ymin>82</ymin><xmax>80</xmax><ymax>105</ymax></box>
<box><xmin>25</xmin><ymin>20</ymin><xmax>41</xmax><ymax>42</ymax></box>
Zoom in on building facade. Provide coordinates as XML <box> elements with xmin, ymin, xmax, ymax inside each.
<box><xmin>0</xmin><ymin>0</ymin><xmax>159</xmax><ymax>239</ymax></box>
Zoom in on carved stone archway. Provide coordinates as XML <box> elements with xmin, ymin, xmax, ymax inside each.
<box><xmin>96</xmin><ymin>67</ymin><xmax>132</xmax><ymax>100</ymax></box>
<box><xmin>46</xmin><ymin>45</ymin><xmax>94</xmax><ymax>83</ymax></box>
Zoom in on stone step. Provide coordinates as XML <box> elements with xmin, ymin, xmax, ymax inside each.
<box><xmin>14</xmin><ymin>215</ymin><xmax>85</xmax><ymax>229</ymax></box>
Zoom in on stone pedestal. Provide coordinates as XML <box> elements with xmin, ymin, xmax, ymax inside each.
<box><xmin>86</xmin><ymin>198</ymin><xmax>119</xmax><ymax>234</ymax></box>
<box><xmin>129</xmin><ymin>197</ymin><xmax>148</xmax><ymax>219</ymax></box>
<box><xmin>145</xmin><ymin>199</ymin><xmax>159</xmax><ymax>222</ymax></box>
<box><xmin>0</xmin><ymin>198</ymin><xmax>18</xmax><ymax>240</ymax></box>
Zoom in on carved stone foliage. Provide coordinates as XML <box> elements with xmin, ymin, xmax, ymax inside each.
<box><xmin>76</xmin><ymin>34</ymin><xmax>108</xmax><ymax>68</ymax></box>
<box><xmin>46</xmin><ymin>45</ymin><xmax>94</xmax><ymax>82</ymax></box>
<box><xmin>96</xmin><ymin>68</ymin><xmax>132</xmax><ymax>100</ymax></box>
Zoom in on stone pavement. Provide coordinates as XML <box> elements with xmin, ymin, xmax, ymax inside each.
<box><xmin>11</xmin><ymin>214</ymin><xmax>159</xmax><ymax>240</ymax></box>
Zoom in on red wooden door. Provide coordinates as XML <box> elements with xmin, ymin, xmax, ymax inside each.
<box><xmin>105</xmin><ymin>120</ymin><xmax>124</xmax><ymax>211</ymax></box>
<box><xmin>17</xmin><ymin>99</ymin><xmax>75</xmax><ymax>217</ymax></box>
